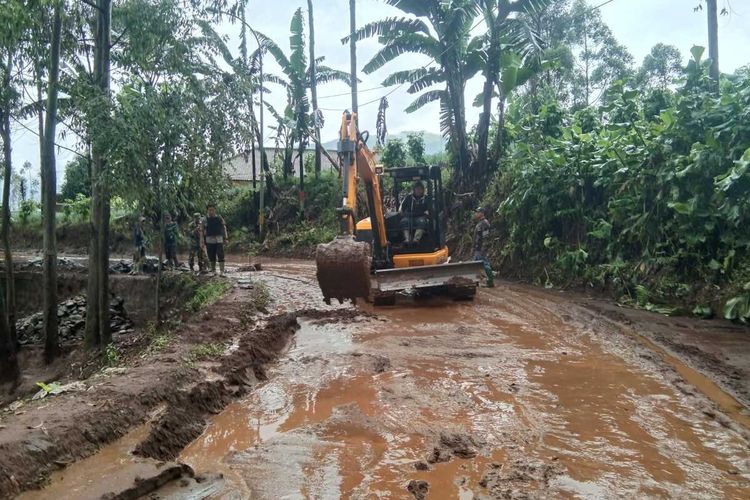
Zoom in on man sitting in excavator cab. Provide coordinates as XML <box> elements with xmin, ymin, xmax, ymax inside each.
<box><xmin>399</xmin><ymin>181</ymin><xmax>431</xmax><ymax>246</ymax></box>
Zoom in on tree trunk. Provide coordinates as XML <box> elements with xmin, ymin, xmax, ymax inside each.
<box><xmin>251</xmin><ymin>142</ymin><xmax>257</xmax><ymax>190</ymax></box>
<box><xmin>445</xmin><ymin>64</ymin><xmax>470</xmax><ymax>184</ymax></box>
<box><xmin>85</xmin><ymin>0</ymin><xmax>112</xmax><ymax>350</ymax></box>
<box><xmin>298</xmin><ymin>141</ymin><xmax>305</xmax><ymax>216</ymax></box>
<box><xmin>492</xmin><ymin>86</ymin><xmax>507</xmax><ymax>165</ymax></box>
<box><xmin>349</xmin><ymin>0</ymin><xmax>358</xmax><ymax>116</ymax></box>
<box><xmin>307</xmin><ymin>0</ymin><xmax>321</xmax><ymax>178</ymax></box>
<box><xmin>583</xmin><ymin>26</ymin><xmax>590</xmax><ymax>106</ymax></box>
<box><xmin>1</xmin><ymin>53</ymin><xmax>17</xmax><ymax>350</ymax></box>
<box><xmin>0</xmin><ymin>276</ymin><xmax>18</xmax><ymax>383</ymax></box>
<box><xmin>155</xmin><ymin>206</ymin><xmax>163</xmax><ymax>326</ymax></box>
<box><xmin>42</xmin><ymin>0</ymin><xmax>63</xmax><ymax>362</ymax></box>
<box><xmin>475</xmin><ymin>76</ymin><xmax>494</xmax><ymax>182</ymax></box>
<box><xmin>706</xmin><ymin>0</ymin><xmax>720</xmax><ymax>83</ymax></box>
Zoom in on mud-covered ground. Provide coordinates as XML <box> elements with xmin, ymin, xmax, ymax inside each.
<box><xmin>3</xmin><ymin>259</ymin><xmax>750</xmax><ymax>499</ymax></box>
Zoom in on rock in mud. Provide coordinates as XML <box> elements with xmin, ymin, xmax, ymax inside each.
<box><xmin>315</xmin><ymin>237</ymin><xmax>371</xmax><ymax>304</ymax></box>
<box><xmin>479</xmin><ymin>458</ymin><xmax>559</xmax><ymax>498</ymax></box>
<box><xmin>428</xmin><ymin>432</ymin><xmax>479</xmax><ymax>463</ymax></box>
<box><xmin>407</xmin><ymin>479</ymin><xmax>430</xmax><ymax>500</ymax></box>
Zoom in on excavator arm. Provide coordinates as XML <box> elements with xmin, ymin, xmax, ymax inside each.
<box><xmin>315</xmin><ymin>112</ymin><xmax>388</xmax><ymax>303</ymax></box>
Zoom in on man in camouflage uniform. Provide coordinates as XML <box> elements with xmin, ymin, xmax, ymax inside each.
<box><xmin>164</xmin><ymin>213</ymin><xmax>180</xmax><ymax>269</ymax></box>
<box><xmin>188</xmin><ymin>212</ymin><xmax>207</xmax><ymax>272</ymax></box>
<box><xmin>131</xmin><ymin>215</ymin><xmax>147</xmax><ymax>275</ymax></box>
<box><xmin>473</xmin><ymin>207</ymin><xmax>495</xmax><ymax>288</ymax></box>
<box><xmin>204</xmin><ymin>204</ymin><xmax>228</xmax><ymax>276</ymax></box>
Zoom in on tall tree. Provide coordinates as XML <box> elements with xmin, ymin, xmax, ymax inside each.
<box><xmin>42</xmin><ymin>0</ymin><xmax>63</xmax><ymax>362</ymax></box>
<box><xmin>261</xmin><ymin>8</ymin><xmax>349</xmax><ymax>186</ymax></box>
<box><xmin>473</xmin><ymin>0</ymin><xmax>549</xmax><ymax>179</ymax></box>
<box><xmin>567</xmin><ymin>0</ymin><xmax>633</xmax><ymax>107</ymax></box>
<box><xmin>84</xmin><ymin>0</ymin><xmax>112</xmax><ymax>350</ymax></box>
<box><xmin>344</xmin><ymin>0</ymin><xmax>479</xmax><ymax>183</ymax></box>
<box><xmin>0</xmin><ymin>0</ymin><xmax>34</xmax><ymax>361</ymax></box>
<box><xmin>0</xmin><ymin>0</ymin><xmax>27</xmax><ymax>381</ymax></box>
<box><xmin>637</xmin><ymin>43</ymin><xmax>682</xmax><ymax>90</ymax></box>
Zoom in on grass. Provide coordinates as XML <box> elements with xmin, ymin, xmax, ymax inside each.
<box><xmin>251</xmin><ymin>281</ymin><xmax>271</xmax><ymax>311</ymax></box>
<box><xmin>185</xmin><ymin>342</ymin><xmax>226</xmax><ymax>362</ymax></box>
<box><xmin>141</xmin><ymin>322</ymin><xmax>176</xmax><ymax>357</ymax></box>
<box><xmin>186</xmin><ymin>279</ymin><xmax>232</xmax><ymax>312</ymax></box>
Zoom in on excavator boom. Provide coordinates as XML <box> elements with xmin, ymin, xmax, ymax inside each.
<box><xmin>315</xmin><ymin>112</ymin><xmax>384</xmax><ymax>303</ymax></box>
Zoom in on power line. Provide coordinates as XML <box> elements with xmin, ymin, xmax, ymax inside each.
<box><xmin>317</xmin><ymin>85</ymin><xmax>387</xmax><ymax>100</ymax></box>
<box><xmin>590</xmin><ymin>0</ymin><xmax>618</xmax><ymax>11</ymax></box>
<box><xmin>318</xmin><ymin>0</ymin><xmax>622</xmax><ymax>114</ymax></box>
<box><xmin>10</xmin><ymin>116</ymin><xmax>86</xmax><ymax>159</ymax></box>
<box><xmin>320</xmin><ymin>13</ymin><xmax>487</xmax><ymax>113</ymax></box>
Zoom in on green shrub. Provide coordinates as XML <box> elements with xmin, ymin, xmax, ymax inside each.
<box><xmin>480</xmin><ymin>55</ymin><xmax>750</xmax><ymax>316</ymax></box>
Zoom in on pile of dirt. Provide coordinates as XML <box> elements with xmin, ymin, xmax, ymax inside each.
<box><xmin>16</xmin><ymin>295</ymin><xmax>133</xmax><ymax>345</ymax></box>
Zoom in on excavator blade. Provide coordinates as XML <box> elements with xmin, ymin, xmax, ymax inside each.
<box><xmin>374</xmin><ymin>261</ymin><xmax>485</xmax><ymax>294</ymax></box>
<box><xmin>315</xmin><ymin>236</ymin><xmax>372</xmax><ymax>304</ymax></box>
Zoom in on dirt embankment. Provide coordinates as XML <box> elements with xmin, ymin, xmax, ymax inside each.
<box><xmin>0</xmin><ymin>275</ymin><xmax>359</xmax><ymax>498</ymax></box>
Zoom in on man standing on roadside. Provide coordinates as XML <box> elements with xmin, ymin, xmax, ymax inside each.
<box><xmin>473</xmin><ymin>207</ymin><xmax>494</xmax><ymax>288</ymax></box>
<box><xmin>131</xmin><ymin>215</ymin><xmax>147</xmax><ymax>274</ymax></box>
<box><xmin>204</xmin><ymin>204</ymin><xmax>228</xmax><ymax>276</ymax></box>
<box><xmin>188</xmin><ymin>212</ymin><xmax>207</xmax><ymax>273</ymax></box>
<box><xmin>164</xmin><ymin>213</ymin><xmax>180</xmax><ymax>269</ymax></box>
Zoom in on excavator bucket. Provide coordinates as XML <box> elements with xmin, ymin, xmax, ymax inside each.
<box><xmin>315</xmin><ymin>236</ymin><xmax>372</xmax><ymax>304</ymax></box>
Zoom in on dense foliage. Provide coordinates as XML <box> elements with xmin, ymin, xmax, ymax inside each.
<box><xmin>478</xmin><ymin>53</ymin><xmax>750</xmax><ymax>320</ymax></box>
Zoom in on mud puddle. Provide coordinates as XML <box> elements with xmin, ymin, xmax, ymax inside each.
<box><xmin>21</xmin><ymin>262</ymin><xmax>750</xmax><ymax>499</ymax></box>
<box><xmin>18</xmin><ymin>424</ymin><xmax>157</xmax><ymax>500</ymax></box>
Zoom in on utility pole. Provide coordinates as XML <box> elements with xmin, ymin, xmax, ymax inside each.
<box><xmin>706</xmin><ymin>0</ymin><xmax>720</xmax><ymax>83</ymax></box>
<box><xmin>349</xmin><ymin>0</ymin><xmax>358</xmax><ymax>117</ymax></box>
<box><xmin>308</xmin><ymin>0</ymin><xmax>321</xmax><ymax>178</ymax></box>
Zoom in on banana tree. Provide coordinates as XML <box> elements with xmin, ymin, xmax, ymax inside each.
<box><xmin>260</xmin><ymin>7</ymin><xmax>350</xmax><ymax>201</ymax></box>
<box><xmin>344</xmin><ymin>0</ymin><xmax>481</xmax><ymax>184</ymax></box>
<box><xmin>473</xmin><ymin>0</ymin><xmax>550</xmax><ymax>180</ymax></box>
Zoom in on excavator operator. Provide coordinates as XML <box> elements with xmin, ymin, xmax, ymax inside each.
<box><xmin>399</xmin><ymin>181</ymin><xmax>431</xmax><ymax>246</ymax></box>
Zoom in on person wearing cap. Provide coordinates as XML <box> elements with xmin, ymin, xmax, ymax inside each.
<box><xmin>188</xmin><ymin>212</ymin><xmax>207</xmax><ymax>272</ymax></box>
<box><xmin>164</xmin><ymin>213</ymin><xmax>180</xmax><ymax>269</ymax></box>
<box><xmin>204</xmin><ymin>204</ymin><xmax>228</xmax><ymax>276</ymax></box>
<box><xmin>399</xmin><ymin>181</ymin><xmax>431</xmax><ymax>246</ymax></box>
<box><xmin>131</xmin><ymin>215</ymin><xmax>147</xmax><ymax>274</ymax></box>
<box><xmin>473</xmin><ymin>207</ymin><xmax>495</xmax><ymax>288</ymax></box>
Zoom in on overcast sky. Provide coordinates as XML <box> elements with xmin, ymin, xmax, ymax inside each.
<box><xmin>9</xmin><ymin>0</ymin><xmax>750</xmax><ymax>188</ymax></box>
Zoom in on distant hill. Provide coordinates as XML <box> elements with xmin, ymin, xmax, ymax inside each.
<box><xmin>322</xmin><ymin>131</ymin><xmax>445</xmax><ymax>155</ymax></box>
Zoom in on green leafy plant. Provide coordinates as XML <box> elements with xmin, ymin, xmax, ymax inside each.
<box><xmin>104</xmin><ymin>343</ymin><xmax>120</xmax><ymax>366</ymax></box>
<box><xmin>186</xmin><ymin>280</ymin><xmax>231</xmax><ymax>312</ymax></box>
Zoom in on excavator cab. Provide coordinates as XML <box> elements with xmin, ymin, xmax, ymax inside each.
<box><xmin>356</xmin><ymin>165</ymin><xmax>448</xmax><ymax>266</ymax></box>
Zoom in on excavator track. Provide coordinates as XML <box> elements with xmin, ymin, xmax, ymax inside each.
<box><xmin>315</xmin><ymin>236</ymin><xmax>372</xmax><ymax>304</ymax></box>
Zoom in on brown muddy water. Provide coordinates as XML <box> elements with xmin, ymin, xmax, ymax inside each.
<box><xmin>22</xmin><ymin>260</ymin><xmax>750</xmax><ymax>499</ymax></box>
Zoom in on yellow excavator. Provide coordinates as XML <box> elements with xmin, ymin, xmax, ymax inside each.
<box><xmin>315</xmin><ymin>112</ymin><xmax>486</xmax><ymax>305</ymax></box>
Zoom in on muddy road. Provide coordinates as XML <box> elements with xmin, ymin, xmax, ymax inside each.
<box><xmin>16</xmin><ymin>259</ymin><xmax>750</xmax><ymax>499</ymax></box>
